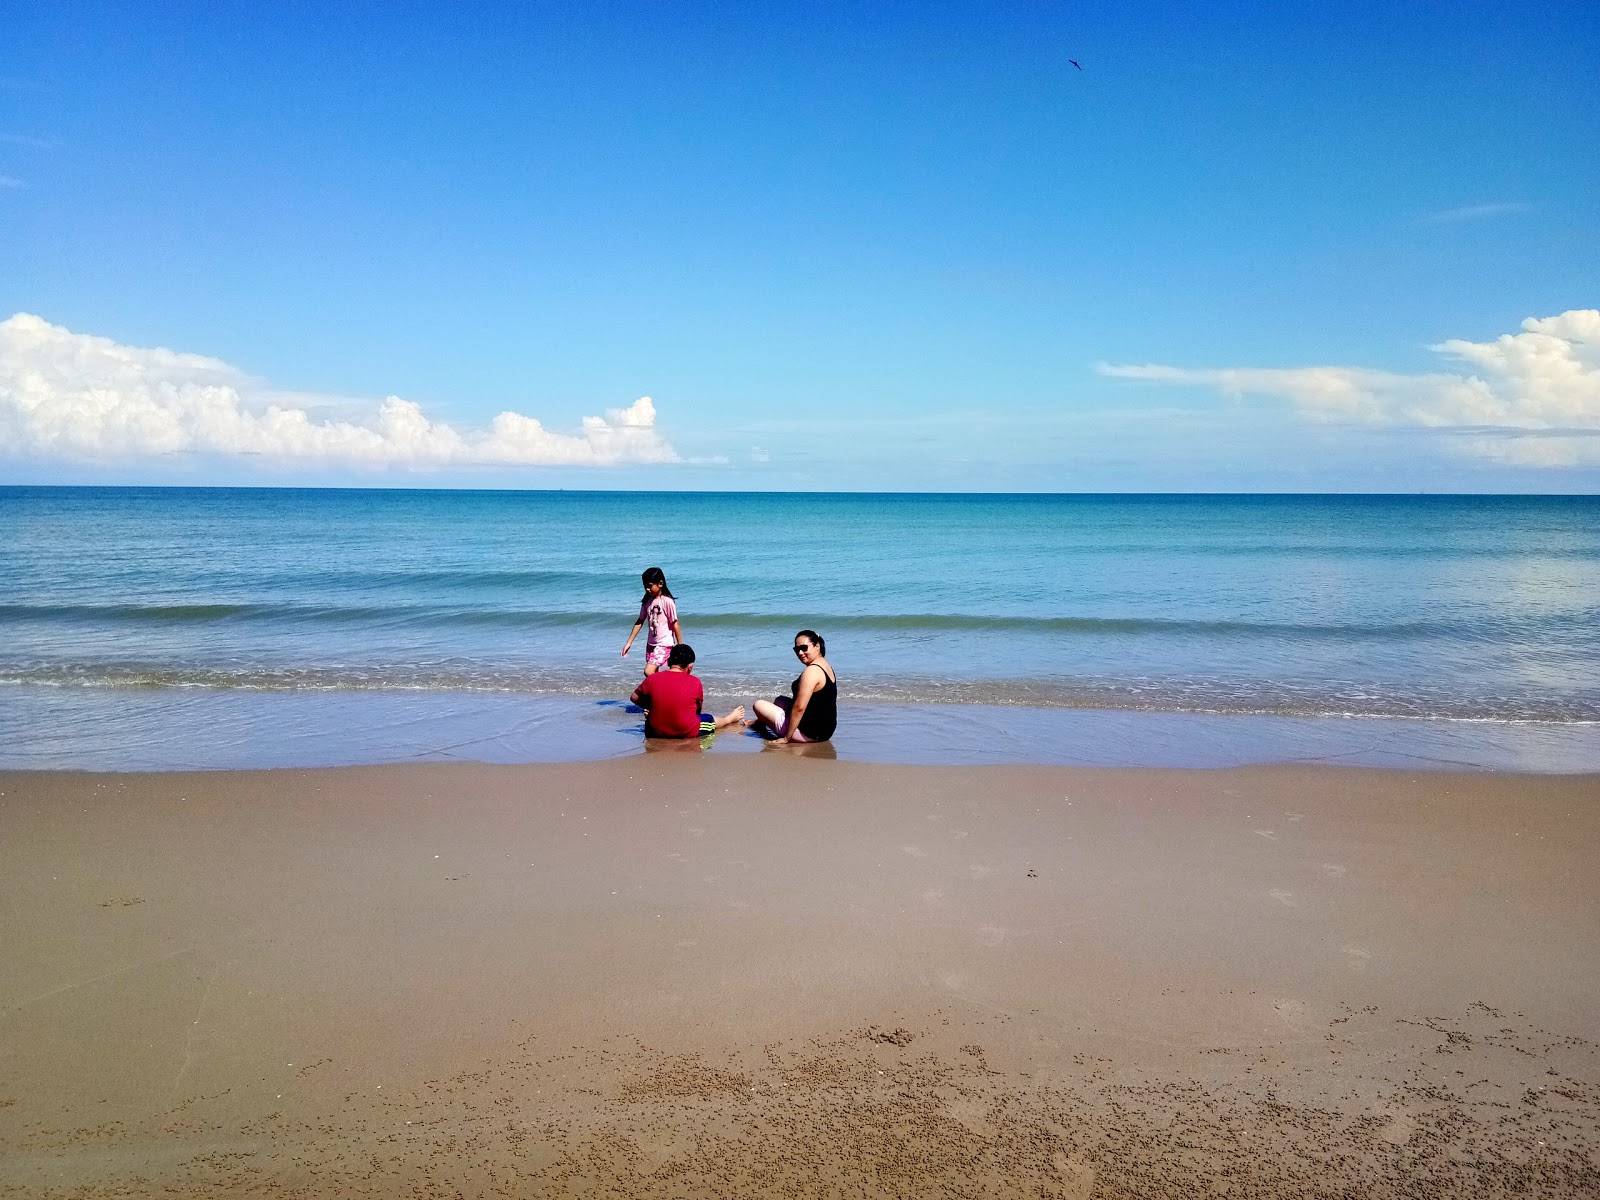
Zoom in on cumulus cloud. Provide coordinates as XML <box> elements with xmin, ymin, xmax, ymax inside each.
<box><xmin>0</xmin><ymin>314</ymin><xmax>678</xmax><ymax>468</ymax></box>
<box><xmin>1099</xmin><ymin>310</ymin><xmax>1600</xmax><ymax>467</ymax></box>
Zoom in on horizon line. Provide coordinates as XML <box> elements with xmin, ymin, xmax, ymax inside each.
<box><xmin>2</xmin><ymin>483</ymin><xmax>1597</xmax><ymax>499</ymax></box>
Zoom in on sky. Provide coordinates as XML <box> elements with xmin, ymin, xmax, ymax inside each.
<box><xmin>2</xmin><ymin>1</ymin><xmax>1597</xmax><ymax>491</ymax></box>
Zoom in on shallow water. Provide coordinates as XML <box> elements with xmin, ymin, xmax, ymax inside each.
<box><xmin>3</xmin><ymin>487</ymin><xmax>1598</xmax><ymax>771</ymax></box>
<box><xmin>4</xmin><ymin>676</ymin><xmax>1598</xmax><ymax>775</ymax></box>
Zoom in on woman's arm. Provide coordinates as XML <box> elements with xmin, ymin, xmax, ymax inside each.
<box><xmin>622</xmin><ymin>620</ymin><xmax>644</xmax><ymax>656</ymax></box>
<box><xmin>770</xmin><ymin>665</ymin><xmax>822</xmax><ymax>745</ymax></box>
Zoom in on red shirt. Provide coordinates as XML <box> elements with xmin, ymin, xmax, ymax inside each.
<box><xmin>635</xmin><ymin>669</ymin><xmax>704</xmax><ymax>738</ymax></box>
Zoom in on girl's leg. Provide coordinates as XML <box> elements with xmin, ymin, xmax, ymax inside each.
<box><xmin>642</xmin><ymin>661</ymin><xmax>660</xmax><ymax>676</ymax></box>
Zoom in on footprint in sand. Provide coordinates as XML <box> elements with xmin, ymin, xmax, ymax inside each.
<box><xmin>1268</xmin><ymin>889</ymin><xmax>1298</xmax><ymax>908</ymax></box>
<box><xmin>922</xmin><ymin>889</ymin><xmax>945</xmax><ymax>905</ymax></box>
<box><xmin>1254</xmin><ymin>829</ymin><xmax>1278</xmax><ymax>840</ymax></box>
<box><xmin>1343</xmin><ymin>946</ymin><xmax>1371</xmax><ymax>972</ymax></box>
<box><xmin>1322</xmin><ymin>863</ymin><xmax>1349</xmax><ymax>878</ymax></box>
<box><xmin>1374</xmin><ymin>1106</ymin><xmax>1415</xmax><ymax>1145</ymax></box>
<box><xmin>635</xmin><ymin>1130</ymin><xmax>700</xmax><ymax>1166</ymax></box>
<box><xmin>974</xmin><ymin>924</ymin><xmax>1007</xmax><ymax>947</ymax></box>
<box><xmin>1271</xmin><ymin>997</ymin><xmax>1308</xmax><ymax>1028</ymax></box>
<box><xmin>901</xmin><ymin>845</ymin><xmax>930</xmax><ymax>859</ymax></box>
<box><xmin>924</xmin><ymin>813</ymin><xmax>946</xmax><ymax>823</ymax></box>
<box><xmin>944</xmin><ymin>1095</ymin><xmax>995</xmax><ymax>1136</ymax></box>
<box><xmin>967</xmin><ymin>864</ymin><xmax>993</xmax><ymax>879</ymax></box>
<box><xmin>1051</xmin><ymin>1154</ymin><xmax>1097</xmax><ymax>1200</ymax></box>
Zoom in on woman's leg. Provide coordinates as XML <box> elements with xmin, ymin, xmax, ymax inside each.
<box><xmin>749</xmin><ymin>697</ymin><xmax>814</xmax><ymax>741</ymax></box>
<box><xmin>750</xmin><ymin>696</ymin><xmax>791</xmax><ymax>734</ymax></box>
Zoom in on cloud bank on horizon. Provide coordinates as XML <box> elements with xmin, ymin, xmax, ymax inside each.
<box><xmin>5</xmin><ymin>311</ymin><xmax>1599</xmax><ymax>479</ymax></box>
<box><xmin>0</xmin><ymin>314</ymin><xmax>677</xmax><ymax>469</ymax></box>
<box><xmin>1101</xmin><ymin>310</ymin><xmax>1600</xmax><ymax>467</ymax></box>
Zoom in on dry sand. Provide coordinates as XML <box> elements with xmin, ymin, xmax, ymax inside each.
<box><xmin>1</xmin><ymin>755</ymin><xmax>1597</xmax><ymax>1197</ymax></box>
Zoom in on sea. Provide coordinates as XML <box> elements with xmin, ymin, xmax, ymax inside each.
<box><xmin>3</xmin><ymin>487</ymin><xmax>1598</xmax><ymax>773</ymax></box>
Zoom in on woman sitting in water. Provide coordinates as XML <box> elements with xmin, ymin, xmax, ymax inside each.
<box><xmin>748</xmin><ymin>629</ymin><xmax>837</xmax><ymax>744</ymax></box>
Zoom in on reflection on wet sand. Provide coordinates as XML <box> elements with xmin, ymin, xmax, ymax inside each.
<box><xmin>3</xmin><ymin>688</ymin><xmax>1598</xmax><ymax>772</ymax></box>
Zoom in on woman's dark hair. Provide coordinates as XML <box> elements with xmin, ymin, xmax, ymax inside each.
<box><xmin>796</xmin><ymin>629</ymin><xmax>824</xmax><ymax>654</ymax></box>
<box><xmin>641</xmin><ymin>566</ymin><xmax>674</xmax><ymax>600</ymax></box>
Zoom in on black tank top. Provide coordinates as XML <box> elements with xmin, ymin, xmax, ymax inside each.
<box><xmin>793</xmin><ymin>668</ymin><xmax>837</xmax><ymax>741</ymax></box>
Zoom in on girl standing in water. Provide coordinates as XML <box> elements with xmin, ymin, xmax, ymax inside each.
<box><xmin>621</xmin><ymin>567</ymin><xmax>683</xmax><ymax>676</ymax></box>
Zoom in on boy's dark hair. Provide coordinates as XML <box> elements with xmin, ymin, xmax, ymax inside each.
<box><xmin>667</xmin><ymin>643</ymin><xmax>695</xmax><ymax>668</ymax></box>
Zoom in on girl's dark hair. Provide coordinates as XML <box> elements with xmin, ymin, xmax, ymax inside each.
<box><xmin>796</xmin><ymin>629</ymin><xmax>824</xmax><ymax>654</ymax></box>
<box><xmin>641</xmin><ymin>566</ymin><xmax>674</xmax><ymax>600</ymax></box>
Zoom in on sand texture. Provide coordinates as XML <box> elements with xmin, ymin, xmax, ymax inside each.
<box><xmin>2</xmin><ymin>756</ymin><xmax>1598</xmax><ymax>1197</ymax></box>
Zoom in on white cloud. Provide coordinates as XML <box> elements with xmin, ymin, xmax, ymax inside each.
<box><xmin>1423</xmin><ymin>201</ymin><xmax>1530</xmax><ymax>223</ymax></box>
<box><xmin>0</xmin><ymin>314</ymin><xmax>678</xmax><ymax>468</ymax></box>
<box><xmin>1099</xmin><ymin>310</ymin><xmax>1600</xmax><ymax>467</ymax></box>
<box><xmin>0</xmin><ymin>174</ymin><xmax>24</xmax><ymax>189</ymax></box>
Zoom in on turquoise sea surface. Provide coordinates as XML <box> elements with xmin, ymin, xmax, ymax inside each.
<box><xmin>3</xmin><ymin>487</ymin><xmax>1598</xmax><ymax>771</ymax></box>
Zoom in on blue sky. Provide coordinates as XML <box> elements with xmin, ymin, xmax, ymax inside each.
<box><xmin>2</xmin><ymin>1</ymin><xmax>1596</xmax><ymax>490</ymax></box>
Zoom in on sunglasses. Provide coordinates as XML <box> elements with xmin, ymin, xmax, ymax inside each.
<box><xmin>793</xmin><ymin>644</ymin><xmax>813</xmax><ymax>654</ymax></box>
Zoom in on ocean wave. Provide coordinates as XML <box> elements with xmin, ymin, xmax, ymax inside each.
<box><xmin>0</xmin><ymin>602</ymin><xmax>598</xmax><ymax>626</ymax></box>
<box><xmin>2</xmin><ymin>663</ymin><xmax>1596</xmax><ymax>724</ymax></box>
<box><xmin>0</xmin><ymin>602</ymin><xmax>262</xmax><ymax>622</ymax></box>
<box><xmin>4</xmin><ymin>602</ymin><xmax>1590</xmax><ymax>641</ymax></box>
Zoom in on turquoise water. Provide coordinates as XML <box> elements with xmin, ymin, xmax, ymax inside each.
<box><xmin>3</xmin><ymin>487</ymin><xmax>1598</xmax><ymax>770</ymax></box>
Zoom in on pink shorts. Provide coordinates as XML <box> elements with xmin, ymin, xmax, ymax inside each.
<box><xmin>765</xmin><ymin>695</ymin><xmax>815</xmax><ymax>742</ymax></box>
<box><xmin>646</xmin><ymin>643</ymin><xmax>673</xmax><ymax>669</ymax></box>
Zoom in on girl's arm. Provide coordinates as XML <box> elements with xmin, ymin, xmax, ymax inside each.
<box><xmin>663</xmin><ymin>597</ymin><xmax>681</xmax><ymax>646</ymax></box>
<box><xmin>622</xmin><ymin>620</ymin><xmax>643</xmax><ymax>656</ymax></box>
<box><xmin>771</xmin><ymin>666</ymin><xmax>821</xmax><ymax>745</ymax></box>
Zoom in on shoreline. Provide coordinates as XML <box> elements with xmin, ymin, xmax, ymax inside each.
<box><xmin>3</xmin><ymin>756</ymin><xmax>1597</xmax><ymax>1195</ymax></box>
<box><xmin>6</xmin><ymin>685</ymin><xmax>1600</xmax><ymax>775</ymax></box>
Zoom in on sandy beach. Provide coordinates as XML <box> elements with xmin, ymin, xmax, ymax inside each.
<box><xmin>2</xmin><ymin>755</ymin><xmax>1597</xmax><ymax>1197</ymax></box>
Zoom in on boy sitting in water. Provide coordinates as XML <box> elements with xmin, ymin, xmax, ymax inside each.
<box><xmin>630</xmin><ymin>644</ymin><xmax>744</xmax><ymax>738</ymax></box>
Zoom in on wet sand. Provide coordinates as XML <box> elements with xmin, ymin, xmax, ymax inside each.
<box><xmin>2</xmin><ymin>756</ymin><xmax>1597</xmax><ymax>1196</ymax></box>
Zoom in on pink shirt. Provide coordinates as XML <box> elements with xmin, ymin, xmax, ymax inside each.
<box><xmin>637</xmin><ymin>595</ymin><xmax>678</xmax><ymax>648</ymax></box>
